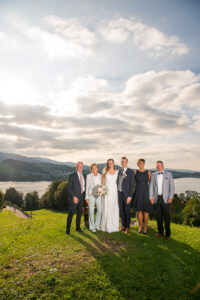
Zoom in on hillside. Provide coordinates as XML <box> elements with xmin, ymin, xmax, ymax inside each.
<box><xmin>0</xmin><ymin>159</ymin><xmax>74</xmax><ymax>181</ymax></box>
<box><xmin>0</xmin><ymin>209</ymin><xmax>199</xmax><ymax>299</ymax></box>
<box><xmin>0</xmin><ymin>152</ymin><xmax>200</xmax><ymax>181</ymax></box>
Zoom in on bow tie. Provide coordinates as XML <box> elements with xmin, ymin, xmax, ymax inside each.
<box><xmin>158</xmin><ymin>172</ymin><xmax>163</xmax><ymax>175</ymax></box>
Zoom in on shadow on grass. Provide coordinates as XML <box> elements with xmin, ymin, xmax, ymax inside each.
<box><xmin>70</xmin><ymin>226</ymin><xmax>200</xmax><ymax>300</ymax></box>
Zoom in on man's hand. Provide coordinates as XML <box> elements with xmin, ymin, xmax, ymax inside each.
<box><xmin>127</xmin><ymin>197</ymin><xmax>132</xmax><ymax>204</ymax></box>
<box><xmin>168</xmin><ymin>198</ymin><xmax>172</xmax><ymax>204</ymax></box>
<box><xmin>85</xmin><ymin>199</ymin><xmax>89</xmax><ymax>205</ymax></box>
<box><xmin>150</xmin><ymin>198</ymin><xmax>154</xmax><ymax>205</ymax></box>
<box><xmin>73</xmin><ymin>196</ymin><xmax>79</xmax><ymax>204</ymax></box>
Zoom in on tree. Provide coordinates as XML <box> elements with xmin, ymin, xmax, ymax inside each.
<box><xmin>0</xmin><ymin>189</ymin><xmax>4</xmax><ymax>209</ymax></box>
<box><xmin>4</xmin><ymin>187</ymin><xmax>23</xmax><ymax>208</ymax></box>
<box><xmin>183</xmin><ymin>197</ymin><xmax>200</xmax><ymax>226</ymax></box>
<box><xmin>24</xmin><ymin>191</ymin><xmax>39</xmax><ymax>210</ymax></box>
<box><xmin>54</xmin><ymin>180</ymin><xmax>69</xmax><ymax>210</ymax></box>
<box><xmin>40</xmin><ymin>180</ymin><xmax>69</xmax><ymax>211</ymax></box>
<box><xmin>47</xmin><ymin>180</ymin><xmax>62</xmax><ymax>208</ymax></box>
<box><xmin>170</xmin><ymin>193</ymin><xmax>186</xmax><ymax>224</ymax></box>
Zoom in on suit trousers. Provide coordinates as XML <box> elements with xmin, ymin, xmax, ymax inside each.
<box><xmin>118</xmin><ymin>191</ymin><xmax>132</xmax><ymax>228</ymax></box>
<box><xmin>66</xmin><ymin>193</ymin><xmax>84</xmax><ymax>232</ymax></box>
<box><xmin>88</xmin><ymin>195</ymin><xmax>102</xmax><ymax>230</ymax></box>
<box><xmin>155</xmin><ymin>195</ymin><xmax>171</xmax><ymax>237</ymax></box>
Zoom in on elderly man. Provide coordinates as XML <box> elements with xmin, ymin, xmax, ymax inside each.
<box><xmin>66</xmin><ymin>161</ymin><xmax>86</xmax><ymax>235</ymax></box>
<box><xmin>149</xmin><ymin>161</ymin><xmax>175</xmax><ymax>240</ymax></box>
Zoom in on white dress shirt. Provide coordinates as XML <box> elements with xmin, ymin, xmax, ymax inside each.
<box><xmin>157</xmin><ymin>171</ymin><xmax>163</xmax><ymax>195</ymax></box>
<box><xmin>77</xmin><ymin>171</ymin><xmax>85</xmax><ymax>192</ymax></box>
<box><xmin>122</xmin><ymin>167</ymin><xmax>127</xmax><ymax>174</ymax></box>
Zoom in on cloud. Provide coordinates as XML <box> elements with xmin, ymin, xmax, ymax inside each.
<box><xmin>0</xmin><ymin>70</ymin><xmax>200</xmax><ymax>169</ymax></box>
<box><xmin>72</xmin><ymin>75</ymin><xmax>109</xmax><ymax>92</ymax></box>
<box><xmin>45</xmin><ymin>15</ymin><xmax>96</xmax><ymax>46</ymax></box>
<box><xmin>10</xmin><ymin>14</ymin><xmax>96</xmax><ymax>61</ymax></box>
<box><xmin>99</xmin><ymin>17</ymin><xmax>189</xmax><ymax>56</ymax></box>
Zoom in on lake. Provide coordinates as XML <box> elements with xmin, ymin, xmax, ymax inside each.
<box><xmin>0</xmin><ymin>178</ymin><xmax>200</xmax><ymax>197</ymax></box>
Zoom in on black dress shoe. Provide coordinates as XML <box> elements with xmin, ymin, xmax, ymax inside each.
<box><xmin>76</xmin><ymin>228</ymin><xmax>84</xmax><ymax>233</ymax></box>
<box><xmin>66</xmin><ymin>231</ymin><xmax>70</xmax><ymax>235</ymax></box>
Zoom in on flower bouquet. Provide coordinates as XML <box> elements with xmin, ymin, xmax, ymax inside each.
<box><xmin>92</xmin><ymin>184</ymin><xmax>108</xmax><ymax>198</ymax></box>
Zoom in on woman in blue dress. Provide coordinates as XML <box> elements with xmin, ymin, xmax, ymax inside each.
<box><xmin>134</xmin><ymin>159</ymin><xmax>152</xmax><ymax>234</ymax></box>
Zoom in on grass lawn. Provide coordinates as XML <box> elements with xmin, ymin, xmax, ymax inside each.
<box><xmin>0</xmin><ymin>209</ymin><xmax>200</xmax><ymax>300</ymax></box>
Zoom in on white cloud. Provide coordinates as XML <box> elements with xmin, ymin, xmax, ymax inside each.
<box><xmin>72</xmin><ymin>75</ymin><xmax>109</xmax><ymax>93</ymax></box>
<box><xmin>45</xmin><ymin>15</ymin><xmax>96</xmax><ymax>46</ymax></box>
<box><xmin>124</xmin><ymin>70</ymin><xmax>200</xmax><ymax>112</ymax></box>
<box><xmin>24</xmin><ymin>27</ymin><xmax>93</xmax><ymax>60</ymax></box>
<box><xmin>99</xmin><ymin>17</ymin><xmax>189</xmax><ymax>56</ymax></box>
<box><xmin>0</xmin><ymin>65</ymin><xmax>200</xmax><ymax>168</ymax></box>
<box><xmin>0</xmin><ymin>71</ymin><xmax>39</xmax><ymax>105</ymax></box>
<box><xmin>10</xmin><ymin>14</ymin><xmax>96</xmax><ymax>61</ymax></box>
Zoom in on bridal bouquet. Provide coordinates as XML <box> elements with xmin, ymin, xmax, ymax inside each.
<box><xmin>92</xmin><ymin>185</ymin><xmax>108</xmax><ymax>197</ymax></box>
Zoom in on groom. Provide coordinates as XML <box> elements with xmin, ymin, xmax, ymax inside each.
<box><xmin>117</xmin><ymin>157</ymin><xmax>135</xmax><ymax>233</ymax></box>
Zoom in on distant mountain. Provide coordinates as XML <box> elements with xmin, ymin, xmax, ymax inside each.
<box><xmin>0</xmin><ymin>159</ymin><xmax>75</xmax><ymax>181</ymax></box>
<box><xmin>0</xmin><ymin>152</ymin><xmax>67</xmax><ymax>165</ymax></box>
<box><xmin>0</xmin><ymin>152</ymin><xmax>200</xmax><ymax>181</ymax></box>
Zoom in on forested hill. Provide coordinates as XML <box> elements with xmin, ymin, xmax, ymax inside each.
<box><xmin>0</xmin><ymin>159</ymin><xmax>74</xmax><ymax>181</ymax></box>
<box><xmin>0</xmin><ymin>159</ymin><xmax>200</xmax><ymax>181</ymax></box>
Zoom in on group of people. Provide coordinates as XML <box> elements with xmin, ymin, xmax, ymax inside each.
<box><xmin>66</xmin><ymin>157</ymin><xmax>175</xmax><ymax>240</ymax></box>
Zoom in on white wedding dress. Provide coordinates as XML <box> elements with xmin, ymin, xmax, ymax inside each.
<box><xmin>101</xmin><ymin>170</ymin><xmax>119</xmax><ymax>233</ymax></box>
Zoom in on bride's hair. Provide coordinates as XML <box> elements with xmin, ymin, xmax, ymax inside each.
<box><xmin>105</xmin><ymin>158</ymin><xmax>115</xmax><ymax>173</ymax></box>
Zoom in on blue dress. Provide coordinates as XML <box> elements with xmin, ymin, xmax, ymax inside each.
<box><xmin>134</xmin><ymin>170</ymin><xmax>152</xmax><ymax>213</ymax></box>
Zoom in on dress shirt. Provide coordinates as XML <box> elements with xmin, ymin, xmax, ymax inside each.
<box><xmin>77</xmin><ymin>171</ymin><xmax>85</xmax><ymax>192</ymax></box>
<box><xmin>122</xmin><ymin>167</ymin><xmax>127</xmax><ymax>174</ymax></box>
<box><xmin>157</xmin><ymin>171</ymin><xmax>163</xmax><ymax>195</ymax></box>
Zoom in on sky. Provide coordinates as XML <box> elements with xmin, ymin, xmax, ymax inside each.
<box><xmin>0</xmin><ymin>0</ymin><xmax>200</xmax><ymax>170</ymax></box>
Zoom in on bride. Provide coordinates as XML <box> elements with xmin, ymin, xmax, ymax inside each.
<box><xmin>101</xmin><ymin>158</ymin><xmax>119</xmax><ymax>233</ymax></box>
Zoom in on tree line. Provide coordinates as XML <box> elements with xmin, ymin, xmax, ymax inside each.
<box><xmin>0</xmin><ymin>180</ymin><xmax>200</xmax><ymax>227</ymax></box>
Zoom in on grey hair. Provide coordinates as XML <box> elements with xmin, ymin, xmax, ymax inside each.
<box><xmin>76</xmin><ymin>161</ymin><xmax>84</xmax><ymax>169</ymax></box>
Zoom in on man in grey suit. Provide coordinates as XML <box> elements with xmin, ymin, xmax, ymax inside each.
<box><xmin>149</xmin><ymin>161</ymin><xmax>175</xmax><ymax>240</ymax></box>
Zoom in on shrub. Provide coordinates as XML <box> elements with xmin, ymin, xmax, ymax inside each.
<box><xmin>183</xmin><ymin>197</ymin><xmax>200</xmax><ymax>226</ymax></box>
<box><xmin>0</xmin><ymin>189</ymin><xmax>4</xmax><ymax>209</ymax></box>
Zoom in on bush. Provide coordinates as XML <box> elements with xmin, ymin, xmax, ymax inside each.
<box><xmin>170</xmin><ymin>193</ymin><xmax>186</xmax><ymax>224</ymax></box>
<box><xmin>183</xmin><ymin>197</ymin><xmax>200</xmax><ymax>226</ymax></box>
<box><xmin>0</xmin><ymin>189</ymin><xmax>4</xmax><ymax>209</ymax></box>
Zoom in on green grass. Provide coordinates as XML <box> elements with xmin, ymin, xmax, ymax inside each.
<box><xmin>0</xmin><ymin>209</ymin><xmax>200</xmax><ymax>300</ymax></box>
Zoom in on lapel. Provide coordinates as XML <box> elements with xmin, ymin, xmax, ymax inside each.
<box><xmin>162</xmin><ymin>170</ymin><xmax>168</xmax><ymax>190</ymax></box>
<box><xmin>155</xmin><ymin>172</ymin><xmax>158</xmax><ymax>190</ymax></box>
<box><xmin>75</xmin><ymin>172</ymin><xmax>81</xmax><ymax>189</ymax></box>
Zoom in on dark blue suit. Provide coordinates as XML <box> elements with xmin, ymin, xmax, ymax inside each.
<box><xmin>117</xmin><ymin>168</ymin><xmax>135</xmax><ymax>229</ymax></box>
<box><xmin>66</xmin><ymin>171</ymin><xmax>86</xmax><ymax>233</ymax></box>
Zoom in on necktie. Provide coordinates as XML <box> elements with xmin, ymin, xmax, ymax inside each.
<box><xmin>158</xmin><ymin>172</ymin><xmax>163</xmax><ymax>175</ymax></box>
<box><xmin>79</xmin><ymin>173</ymin><xmax>84</xmax><ymax>193</ymax></box>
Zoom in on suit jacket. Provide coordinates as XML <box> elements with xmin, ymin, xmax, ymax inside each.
<box><xmin>68</xmin><ymin>171</ymin><xmax>86</xmax><ymax>202</ymax></box>
<box><xmin>117</xmin><ymin>168</ymin><xmax>135</xmax><ymax>198</ymax></box>
<box><xmin>85</xmin><ymin>172</ymin><xmax>102</xmax><ymax>199</ymax></box>
<box><xmin>149</xmin><ymin>170</ymin><xmax>175</xmax><ymax>204</ymax></box>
